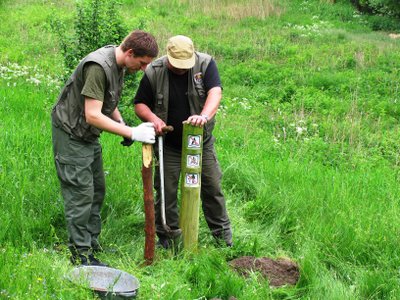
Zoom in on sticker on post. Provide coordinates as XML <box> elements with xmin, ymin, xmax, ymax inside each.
<box><xmin>185</xmin><ymin>173</ymin><xmax>199</xmax><ymax>187</ymax></box>
<box><xmin>187</xmin><ymin>154</ymin><xmax>200</xmax><ymax>168</ymax></box>
<box><xmin>188</xmin><ymin>135</ymin><xmax>201</xmax><ymax>148</ymax></box>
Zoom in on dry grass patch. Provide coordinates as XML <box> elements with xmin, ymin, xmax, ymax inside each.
<box><xmin>180</xmin><ymin>0</ymin><xmax>285</xmax><ymax>20</ymax></box>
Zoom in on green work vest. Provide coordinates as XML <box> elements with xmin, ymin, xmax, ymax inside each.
<box><xmin>51</xmin><ymin>45</ymin><xmax>124</xmax><ymax>142</ymax></box>
<box><xmin>145</xmin><ymin>52</ymin><xmax>216</xmax><ymax>144</ymax></box>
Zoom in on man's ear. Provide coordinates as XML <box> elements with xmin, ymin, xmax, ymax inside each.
<box><xmin>127</xmin><ymin>49</ymin><xmax>134</xmax><ymax>57</ymax></box>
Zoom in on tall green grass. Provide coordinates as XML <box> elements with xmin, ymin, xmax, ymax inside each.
<box><xmin>1</xmin><ymin>0</ymin><xmax>400</xmax><ymax>299</ymax></box>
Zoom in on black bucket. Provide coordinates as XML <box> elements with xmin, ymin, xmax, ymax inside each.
<box><xmin>68</xmin><ymin>266</ymin><xmax>140</xmax><ymax>299</ymax></box>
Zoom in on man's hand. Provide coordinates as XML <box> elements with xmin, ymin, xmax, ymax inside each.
<box><xmin>185</xmin><ymin>114</ymin><xmax>208</xmax><ymax>127</ymax></box>
<box><xmin>131</xmin><ymin>122</ymin><xmax>156</xmax><ymax>144</ymax></box>
<box><xmin>153</xmin><ymin>118</ymin><xmax>167</xmax><ymax>136</ymax></box>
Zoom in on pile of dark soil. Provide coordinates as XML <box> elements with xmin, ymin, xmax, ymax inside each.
<box><xmin>229</xmin><ymin>256</ymin><xmax>299</xmax><ymax>287</ymax></box>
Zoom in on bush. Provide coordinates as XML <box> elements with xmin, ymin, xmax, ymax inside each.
<box><xmin>350</xmin><ymin>0</ymin><xmax>400</xmax><ymax>18</ymax></box>
<box><xmin>51</xmin><ymin>0</ymin><xmax>128</xmax><ymax>74</ymax></box>
<box><xmin>50</xmin><ymin>0</ymin><xmax>147</xmax><ymax>125</ymax></box>
<box><xmin>366</xmin><ymin>14</ymin><xmax>400</xmax><ymax>31</ymax></box>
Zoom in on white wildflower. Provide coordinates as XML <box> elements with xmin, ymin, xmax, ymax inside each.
<box><xmin>296</xmin><ymin>127</ymin><xmax>306</xmax><ymax>134</ymax></box>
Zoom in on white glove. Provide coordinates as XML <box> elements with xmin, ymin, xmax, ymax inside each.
<box><xmin>131</xmin><ymin>122</ymin><xmax>156</xmax><ymax>144</ymax></box>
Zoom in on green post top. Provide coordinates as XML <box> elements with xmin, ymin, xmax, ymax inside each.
<box><xmin>181</xmin><ymin>123</ymin><xmax>204</xmax><ymax>188</ymax></box>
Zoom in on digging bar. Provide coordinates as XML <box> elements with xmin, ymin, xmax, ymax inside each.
<box><xmin>158</xmin><ymin>126</ymin><xmax>182</xmax><ymax>238</ymax></box>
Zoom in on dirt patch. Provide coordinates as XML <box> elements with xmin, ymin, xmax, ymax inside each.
<box><xmin>229</xmin><ymin>256</ymin><xmax>299</xmax><ymax>287</ymax></box>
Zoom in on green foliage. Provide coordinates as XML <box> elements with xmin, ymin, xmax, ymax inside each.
<box><xmin>184</xmin><ymin>253</ymin><xmax>244</xmax><ymax>299</ymax></box>
<box><xmin>2</xmin><ymin>0</ymin><xmax>400</xmax><ymax>298</ymax></box>
<box><xmin>365</xmin><ymin>13</ymin><xmax>400</xmax><ymax>30</ymax></box>
<box><xmin>351</xmin><ymin>0</ymin><xmax>400</xmax><ymax>17</ymax></box>
<box><xmin>350</xmin><ymin>0</ymin><xmax>400</xmax><ymax>30</ymax></box>
<box><xmin>49</xmin><ymin>0</ymin><xmax>142</xmax><ymax>124</ymax></box>
<box><xmin>51</xmin><ymin>0</ymin><xmax>127</xmax><ymax>74</ymax></box>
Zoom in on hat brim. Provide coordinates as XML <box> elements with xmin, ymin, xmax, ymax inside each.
<box><xmin>167</xmin><ymin>54</ymin><xmax>195</xmax><ymax>69</ymax></box>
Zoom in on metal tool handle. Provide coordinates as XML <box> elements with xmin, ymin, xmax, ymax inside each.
<box><xmin>159</xmin><ymin>125</ymin><xmax>174</xmax><ymax>230</ymax></box>
<box><xmin>158</xmin><ymin>135</ymin><xmax>167</xmax><ymax>229</ymax></box>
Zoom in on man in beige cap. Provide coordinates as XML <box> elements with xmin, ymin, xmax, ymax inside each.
<box><xmin>134</xmin><ymin>35</ymin><xmax>232</xmax><ymax>248</ymax></box>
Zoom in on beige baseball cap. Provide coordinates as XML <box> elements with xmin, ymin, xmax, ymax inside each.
<box><xmin>167</xmin><ymin>35</ymin><xmax>195</xmax><ymax>69</ymax></box>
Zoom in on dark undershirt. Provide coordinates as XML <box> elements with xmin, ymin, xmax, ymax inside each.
<box><xmin>134</xmin><ymin>59</ymin><xmax>221</xmax><ymax>149</ymax></box>
<box><xmin>165</xmin><ymin>70</ymin><xmax>190</xmax><ymax>149</ymax></box>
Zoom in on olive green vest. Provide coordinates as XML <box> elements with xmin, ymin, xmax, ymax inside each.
<box><xmin>51</xmin><ymin>46</ymin><xmax>124</xmax><ymax>142</ymax></box>
<box><xmin>145</xmin><ymin>52</ymin><xmax>216</xmax><ymax>144</ymax></box>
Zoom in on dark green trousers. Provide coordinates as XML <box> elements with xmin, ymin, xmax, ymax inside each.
<box><xmin>51</xmin><ymin>123</ymin><xmax>105</xmax><ymax>254</ymax></box>
<box><xmin>154</xmin><ymin>143</ymin><xmax>232</xmax><ymax>244</ymax></box>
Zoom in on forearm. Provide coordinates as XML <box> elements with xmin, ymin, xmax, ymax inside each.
<box><xmin>200</xmin><ymin>87</ymin><xmax>222</xmax><ymax>119</ymax></box>
<box><xmin>85</xmin><ymin>98</ymin><xmax>132</xmax><ymax>138</ymax></box>
<box><xmin>135</xmin><ymin>103</ymin><xmax>165</xmax><ymax>134</ymax></box>
<box><xmin>86</xmin><ymin>111</ymin><xmax>132</xmax><ymax>138</ymax></box>
<box><xmin>186</xmin><ymin>87</ymin><xmax>222</xmax><ymax>127</ymax></box>
<box><xmin>135</xmin><ymin>103</ymin><xmax>157</xmax><ymax>122</ymax></box>
<box><xmin>110</xmin><ymin>107</ymin><xmax>124</xmax><ymax>124</ymax></box>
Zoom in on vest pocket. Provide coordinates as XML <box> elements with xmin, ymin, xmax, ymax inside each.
<box><xmin>73</xmin><ymin>114</ymin><xmax>101</xmax><ymax>142</ymax></box>
<box><xmin>155</xmin><ymin>94</ymin><xmax>166</xmax><ymax>121</ymax></box>
<box><xmin>103</xmin><ymin>91</ymin><xmax>118</xmax><ymax>115</ymax></box>
<box><xmin>194</xmin><ymin>83</ymin><xmax>206</xmax><ymax>99</ymax></box>
<box><xmin>56</xmin><ymin>77</ymin><xmax>74</xmax><ymax>104</ymax></box>
<box><xmin>156</xmin><ymin>93</ymin><xmax>164</xmax><ymax>105</ymax></box>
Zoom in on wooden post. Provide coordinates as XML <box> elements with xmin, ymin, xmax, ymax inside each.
<box><xmin>179</xmin><ymin>123</ymin><xmax>203</xmax><ymax>252</ymax></box>
<box><xmin>142</xmin><ymin>144</ymin><xmax>155</xmax><ymax>264</ymax></box>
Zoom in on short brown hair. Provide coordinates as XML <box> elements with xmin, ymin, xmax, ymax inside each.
<box><xmin>120</xmin><ymin>30</ymin><xmax>158</xmax><ymax>58</ymax></box>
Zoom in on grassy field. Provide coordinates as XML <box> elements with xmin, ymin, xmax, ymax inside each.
<box><xmin>1</xmin><ymin>0</ymin><xmax>400</xmax><ymax>299</ymax></box>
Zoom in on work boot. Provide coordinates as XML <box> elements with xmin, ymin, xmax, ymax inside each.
<box><xmin>70</xmin><ymin>253</ymin><xmax>108</xmax><ymax>267</ymax></box>
<box><xmin>157</xmin><ymin>236</ymin><xmax>182</xmax><ymax>252</ymax></box>
<box><xmin>212</xmin><ymin>229</ymin><xmax>233</xmax><ymax>248</ymax></box>
<box><xmin>87</xmin><ymin>254</ymin><xmax>108</xmax><ymax>267</ymax></box>
<box><xmin>213</xmin><ymin>238</ymin><xmax>233</xmax><ymax>248</ymax></box>
<box><xmin>156</xmin><ymin>238</ymin><xmax>171</xmax><ymax>250</ymax></box>
<box><xmin>91</xmin><ymin>241</ymin><xmax>104</xmax><ymax>254</ymax></box>
<box><xmin>70</xmin><ymin>254</ymin><xmax>85</xmax><ymax>265</ymax></box>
